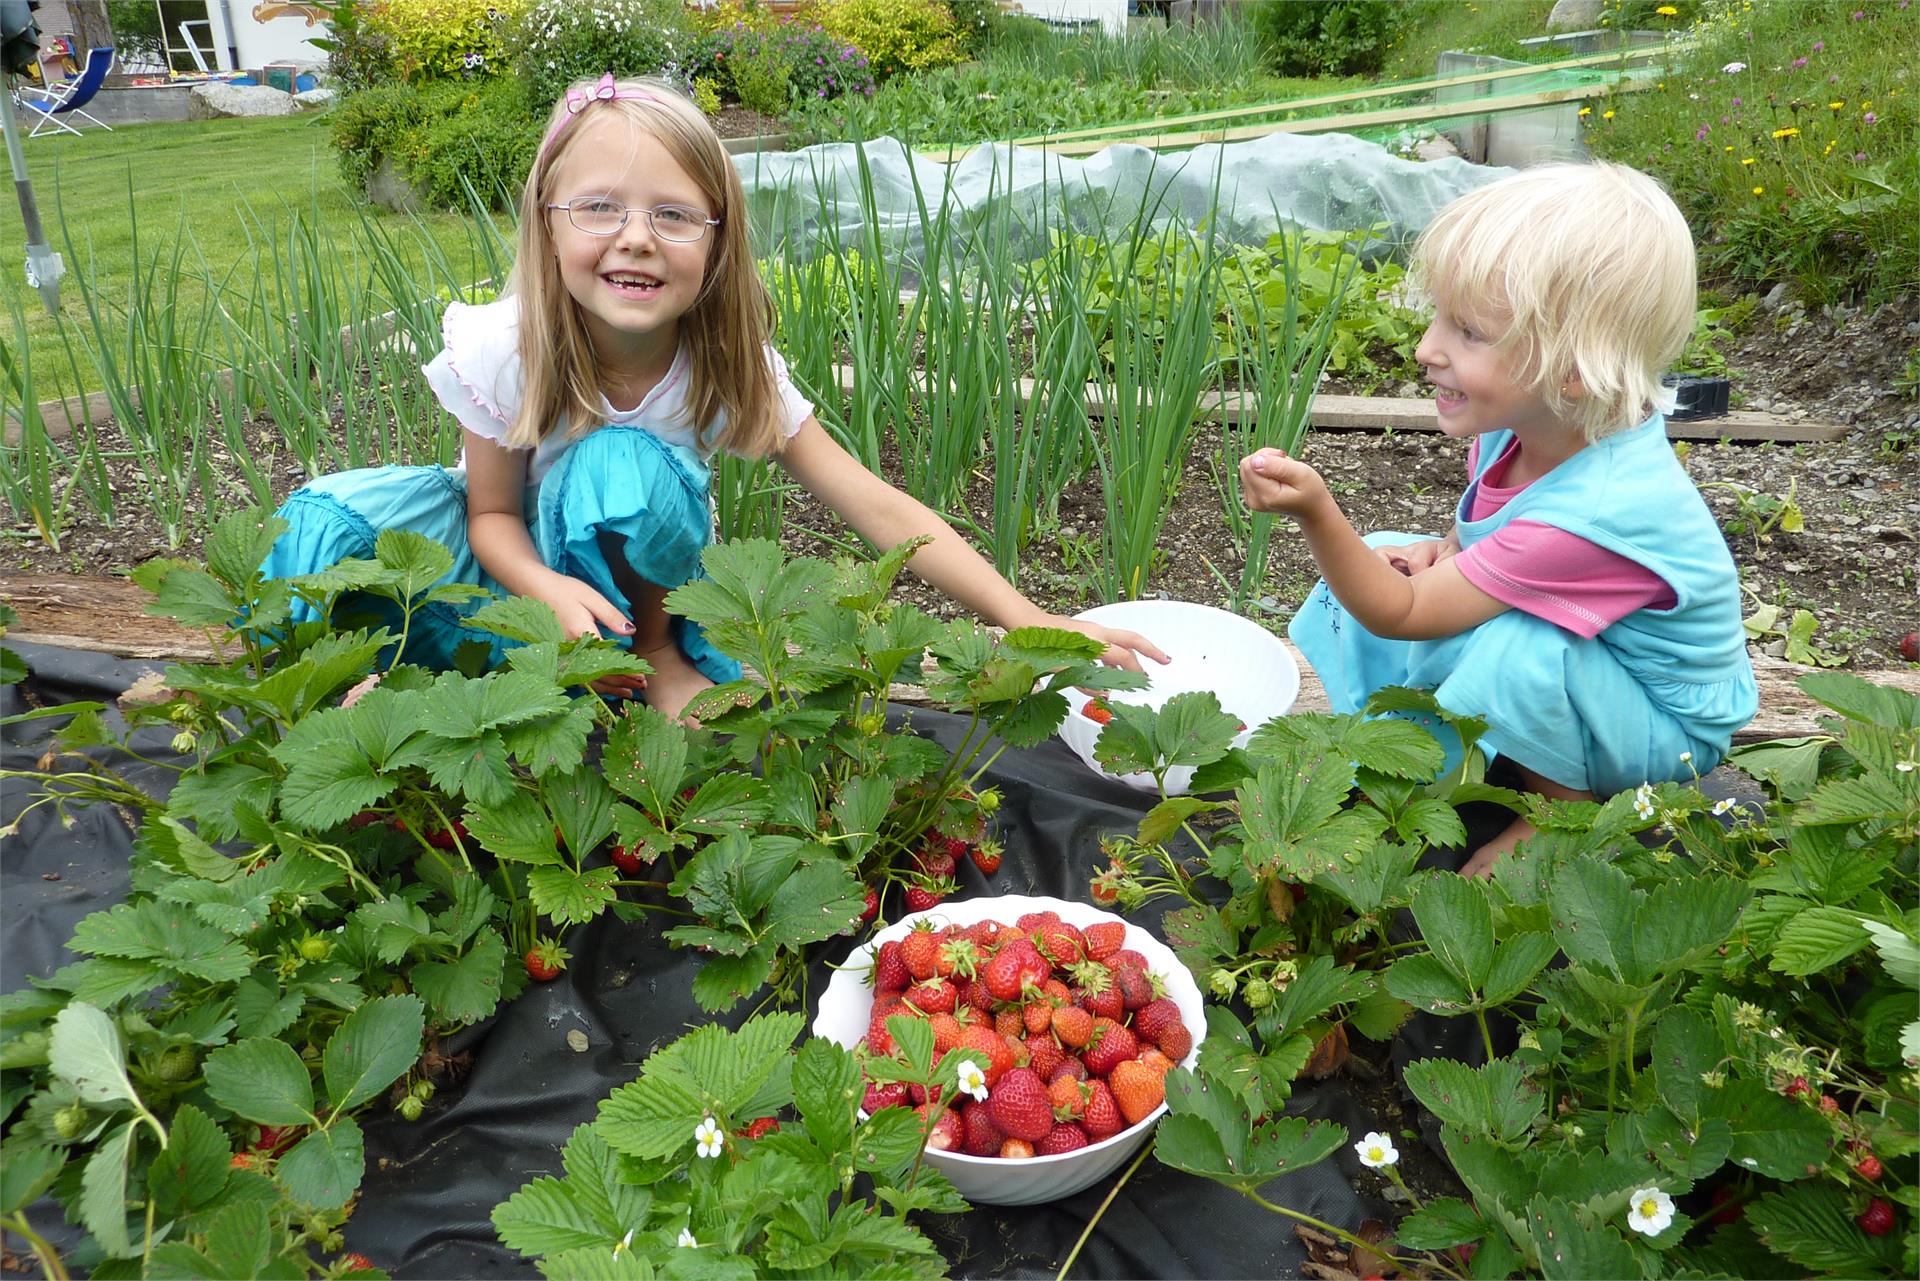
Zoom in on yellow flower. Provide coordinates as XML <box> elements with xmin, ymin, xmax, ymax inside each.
<box><xmin>1829</xmin><ymin>101</ymin><xmax>1844</xmax><ymax>110</ymax></box>
<box><xmin>1771</xmin><ymin>127</ymin><xmax>1799</xmax><ymax>139</ymax></box>
<box><xmin>1752</xmin><ymin>186</ymin><xmax>1764</xmax><ymax>195</ymax></box>
<box><xmin>1861</xmin><ymin>101</ymin><xmax>1872</xmax><ymax>110</ymax></box>
<box><xmin>1603</xmin><ymin>109</ymin><xmax>1616</xmax><ymax>119</ymax></box>
<box><xmin>1656</xmin><ymin>3</ymin><xmax>1678</xmax><ymax>12</ymax></box>
<box><xmin>1741</xmin><ymin>156</ymin><xmax>1756</xmax><ymax>164</ymax></box>
<box><xmin>1724</xmin><ymin>144</ymin><xmax>1735</xmax><ymax>151</ymax></box>
<box><xmin>1579</xmin><ymin>106</ymin><xmax>1592</xmax><ymax>117</ymax></box>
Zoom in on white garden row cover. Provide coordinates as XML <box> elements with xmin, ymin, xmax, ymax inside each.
<box><xmin>736</xmin><ymin>130</ymin><xmax>1512</xmax><ymax>265</ymax></box>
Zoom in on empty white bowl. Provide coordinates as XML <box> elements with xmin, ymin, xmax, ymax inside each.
<box><xmin>1058</xmin><ymin>600</ymin><xmax>1301</xmax><ymax>794</ymax></box>
<box><xmin>811</xmin><ymin>894</ymin><xmax>1205</xmax><ymax>1206</ymax></box>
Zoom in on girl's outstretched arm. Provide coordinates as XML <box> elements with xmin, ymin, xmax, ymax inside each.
<box><xmin>777</xmin><ymin>418</ymin><xmax>1170</xmax><ymax>671</ymax></box>
<box><xmin>1239</xmin><ymin>448</ymin><xmax>1507</xmax><ymax>642</ymax></box>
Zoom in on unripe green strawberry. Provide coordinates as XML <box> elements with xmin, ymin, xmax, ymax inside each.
<box><xmin>298</xmin><ymin>935</ymin><xmax>333</xmax><ymax>962</ymax></box>
<box><xmin>397</xmin><ymin>1095</ymin><xmax>425</xmax><ymax>1122</ymax></box>
<box><xmin>153</xmin><ymin>1044</ymin><xmax>199</xmax><ymax>1082</ymax></box>
<box><xmin>53</xmin><ymin>1103</ymin><xmax>89</xmax><ymax>1140</ymax></box>
<box><xmin>410</xmin><ymin>1079</ymin><xmax>436</xmax><ymax>1102</ymax></box>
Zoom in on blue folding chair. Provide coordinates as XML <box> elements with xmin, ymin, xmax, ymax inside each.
<box><xmin>13</xmin><ymin>45</ymin><xmax>114</xmax><ymax>138</ymax></box>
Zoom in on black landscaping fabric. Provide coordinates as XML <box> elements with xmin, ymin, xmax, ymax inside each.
<box><xmin>2</xmin><ymin>640</ymin><xmax>1393</xmax><ymax>1279</ymax></box>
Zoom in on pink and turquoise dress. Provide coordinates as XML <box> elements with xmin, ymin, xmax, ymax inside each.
<box><xmin>1288</xmin><ymin>414</ymin><xmax>1758</xmax><ymax>795</ymax></box>
<box><xmin>261</xmin><ymin>298</ymin><xmax>812</xmax><ymax>681</ymax></box>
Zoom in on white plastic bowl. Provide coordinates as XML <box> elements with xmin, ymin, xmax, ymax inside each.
<box><xmin>812</xmin><ymin>894</ymin><xmax>1205</xmax><ymax>1206</ymax></box>
<box><xmin>1058</xmin><ymin>600</ymin><xmax>1301</xmax><ymax>794</ymax></box>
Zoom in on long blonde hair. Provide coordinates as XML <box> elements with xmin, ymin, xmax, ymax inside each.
<box><xmin>506</xmin><ymin>76</ymin><xmax>784</xmax><ymax>458</ymax></box>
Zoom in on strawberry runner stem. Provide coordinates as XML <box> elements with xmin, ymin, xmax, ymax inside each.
<box><xmin>1</xmin><ymin>1211</ymin><xmax>71</xmax><ymax>1280</ymax></box>
<box><xmin>1053</xmin><ymin>1139</ymin><xmax>1154</xmax><ymax>1281</ymax></box>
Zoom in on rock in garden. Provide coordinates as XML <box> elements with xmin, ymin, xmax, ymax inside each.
<box><xmin>1546</xmin><ymin>0</ymin><xmax>1604</xmax><ymax>30</ymax></box>
<box><xmin>294</xmin><ymin>87</ymin><xmax>336</xmax><ymax>109</ymax></box>
<box><xmin>1413</xmin><ymin>135</ymin><xmax>1461</xmax><ymax>162</ymax></box>
<box><xmin>188</xmin><ymin>83</ymin><xmax>297</xmax><ymax>120</ymax></box>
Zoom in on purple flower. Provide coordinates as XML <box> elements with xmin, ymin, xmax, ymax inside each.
<box><xmin>1812</xmin><ymin>40</ymin><xmax>1824</xmax><ymax>50</ymax></box>
<box><xmin>1731</xmin><ymin>96</ymin><xmax>1742</xmax><ymax>106</ymax></box>
<box><xmin>1851</xmin><ymin>8</ymin><xmax>1864</xmax><ymax>17</ymax></box>
<box><xmin>1855</xmin><ymin>150</ymin><xmax>1867</xmax><ymax>160</ymax></box>
<box><xmin>1696</xmin><ymin>124</ymin><xmax>1711</xmax><ymax>139</ymax></box>
<box><xmin>1790</xmin><ymin>56</ymin><xmax>1807</xmax><ymax>68</ymax></box>
<box><xmin>1864</xmin><ymin>111</ymin><xmax>1877</xmax><ymax>123</ymax></box>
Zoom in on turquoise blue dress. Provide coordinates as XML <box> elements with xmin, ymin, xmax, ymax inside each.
<box><xmin>1288</xmin><ymin>414</ymin><xmax>1758</xmax><ymax>795</ymax></box>
<box><xmin>258</xmin><ymin>298</ymin><xmax>818</xmax><ymax>684</ymax></box>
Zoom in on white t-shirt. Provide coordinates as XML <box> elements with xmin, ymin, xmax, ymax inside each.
<box><xmin>422</xmin><ymin>297</ymin><xmax>815</xmax><ymax>493</ymax></box>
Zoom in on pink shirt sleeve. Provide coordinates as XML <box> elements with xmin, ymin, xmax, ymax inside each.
<box><xmin>1456</xmin><ymin>520</ymin><xmax>1678</xmax><ymax>638</ymax></box>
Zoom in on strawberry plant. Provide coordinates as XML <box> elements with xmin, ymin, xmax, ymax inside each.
<box><xmin>489</xmin><ymin>1013</ymin><xmax>957</xmax><ymax>1276</ymax></box>
<box><xmin>1079</xmin><ymin>674</ymin><xmax>1917</xmax><ymax>1278</ymax></box>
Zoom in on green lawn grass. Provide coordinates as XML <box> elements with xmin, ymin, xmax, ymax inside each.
<box><xmin>2</xmin><ymin>113</ymin><xmax>502</xmax><ymax>400</ymax></box>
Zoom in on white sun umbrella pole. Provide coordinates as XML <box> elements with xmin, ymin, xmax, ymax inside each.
<box><xmin>0</xmin><ymin>73</ymin><xmax>64</xmax><ymax>315</ymax></box>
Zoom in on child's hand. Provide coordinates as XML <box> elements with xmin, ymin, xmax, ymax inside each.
<box><xmin>1046</xmin><ymin>615</ymin><xmax>1172</xmax><ymax>673</ymax></box>
<box><xmin>534</xmin><ymin>575</ymin><xmax>638</xmax><ymax>644</ymax></box>
<box><xmin>1375</xmin><ymin>538</ymin><xmax>1457</xmax><ymax>576</ymax></box>
<box><xmin>1238</xmin><ymin>449</ymin><xmax>1332</xmax><ymax>518</ymax></box>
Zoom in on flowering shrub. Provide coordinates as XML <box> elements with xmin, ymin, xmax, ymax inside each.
<box><xmin>814</xmin><ymin>0</ymin><xmax>964</xmax><ymax>82</ymax></box>
<box><xmin>360</xmin><ymin>0</ymin><xmax>520</xmax><ymax>83</ymax></box>
<box><xmin>1250</xmin><ymin>0</ymin><xmax>1405</xmax><ymax>76</ymax></box>
<box><xmin>693</xmin><ymin>19</ymin><xmax>875</xmax><ymax>116</ymax></box>
<box><xmin>1584</xmin><ymin>0</ymin><xmax>1915</xmax><ymax>306</ymax></box>
<box><xmin>507</xmin><ymin>0</ymin><xmax>693</xmax><ymax>113</ymax></box>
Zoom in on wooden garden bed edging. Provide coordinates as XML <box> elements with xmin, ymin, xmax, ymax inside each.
<box><xmin>3</xmin><ymin>573</ymin><xmax>1910</xmax><ymax>746</ymax></box>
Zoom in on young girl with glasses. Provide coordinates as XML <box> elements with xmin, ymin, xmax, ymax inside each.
<box><xmin>266</xmin><ymin>75</ymin><xmax>1165</xmax><ymax>717</ymax></box>
<box><xmin>1238</xmin><ymin>162</ymin><xmax>1757</xmax><ymax>876</ymax></box>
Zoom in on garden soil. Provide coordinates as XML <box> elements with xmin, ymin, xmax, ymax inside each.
<box><xmin>4</xmin><ymin>642</ymin><xmax>1410</xmax><ymax>1280</ymax></box>
<box><xmin>6</xmin><ymin>296</ymin><xmax>1916</xmax><ymax>665</ymax></box>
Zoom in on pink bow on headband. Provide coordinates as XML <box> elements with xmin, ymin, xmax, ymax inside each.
<box><xmin>541</xmin><ymin>74</ymin><xmax>661</xmax><ymax>154</ymax></box>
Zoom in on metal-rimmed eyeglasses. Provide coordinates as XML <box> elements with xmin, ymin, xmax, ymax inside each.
<box><xmin>544</xmin><ymin>198</ymin><xmax>720</xmax><ymax>242</ymax></box>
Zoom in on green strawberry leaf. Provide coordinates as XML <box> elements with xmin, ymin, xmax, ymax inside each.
<box><xmin>79</xmin><ymin>1120</ymin><xmax>136</xmax><ymax>1257</ymax></box>
<box><xmin>48</xmin><ymin>1003</ymin><xmax>141</xmax><ymax>1108</ymax></box>
<box><xmin>793</xmin><ymin>1037</ymin><xmax>859</xmax><ymax>1154</ymax></box>
<box><xmin>687</xmin><ymin>943</ymin><xmax>777</xmax><ymax>1013</ymax></box>
<box><xmin>1411</xmin><ymin>873</ymin><xmax>1494</xmax><ymax>989</ymax></box>
<box><xmin>411</xmin><ymin>928</ymin><xmax>507</xmax><ymax>1027</ymax></box>
<box><xmin>1402</xmin><ymin>1058</ymin><xmax>1541</xmax><ymax>1146</ymax></box>
<box><xmin>204</xmin><ymin>1037</ymin><xmax>317</xmax><ymax>1126</ymax></box>
<box><xmin>1396</xmin><ymin>1197</ymin><xmax>1487</xmax><ymax>1250</ymax></box>
<box><xmin>528</xmin><ymin>865</ymin><xmax>620</xmax><ymax>928</ymax></box>
<box><xmin>278</xmin><ymin>1116</ymin><xmax>365</xmax><ymax>1210</ymax></box>
<box><xmin>147</xmin><ymin>1103</ymin><xmax>229</xmax><ymax>1221</ymax></box>
<box><xmin>323</xmin><ymin>995</ymin><xmax>424</xmax><ymax>1112</ymax></box>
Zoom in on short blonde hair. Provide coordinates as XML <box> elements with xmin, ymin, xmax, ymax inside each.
<box><xmin>1411</xmin><ymin>161</ymin><xmax>1696</xmax><ymax>442</ymax></box>
<box><xmin>506</xmin><ymin>76</ymin><xmax>784</xmax><ymax>458</ymax></box>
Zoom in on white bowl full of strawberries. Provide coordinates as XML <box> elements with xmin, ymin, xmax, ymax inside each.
<box><xmin>813</xmin><ymin>894</ymin><xmax>1205</xmax><ymax>1206</ymax></box>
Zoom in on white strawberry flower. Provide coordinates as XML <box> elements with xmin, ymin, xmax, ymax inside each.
<box><xmin>957</xmin><ymin>1058</ymin><xmax>988</xmax><ymax>1102</ymax></box>
<box><xmin>613</xmin><ymin>1228</ymin><xmax>634</xmax><ymax>1256</ymax></box>
<box><xmin>1712</xmin><ymin>797</ymin><xmax>1737</xmax><ymax>815</ymax></box>
<box><xmin>1626</xmin><ymin>1186</ymin><xmax>1675</xmax><ymax>1235</ymax></box>
<box><xmin>1723</xmin><ymin>60</ymin><xmax>1747</xmax><ymax>72</ymax></box>
<box><xmin>677</xmin><ymin>1228</ymin><xmax>699</xmax><ymax>1248</ymax></box>
<box><xmin>1354</xmin><ymin>1131</ymin><xmax>1399</xmax><ymax>1169</ymax></box>
<box><xmin>693</xmin><ymin>1115</ymin><xmax>724</xmax><ymax>1159</ymax></box>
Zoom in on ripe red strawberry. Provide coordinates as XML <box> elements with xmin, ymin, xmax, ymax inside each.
<box><xmin>1052</xmin><ymin>1004</ymin><xmax>1094</xmax><ymax>1049</ymax></box>
<box><xmin>230</xmin><ymin>1151</ymin><xmax>261</xmax><ymax>1170</ymax></box>
<box><xmin>1820</xmin><ymin>1094</ymin><xmax>1841</xmax><ymax>1116</ymax></box>
<box><xmin>1071</xmin><ymin>963</ymin><xmax>1125</xmax><ymax>1020</ymax></box>
<box><xmin>929</xmin><ymin>1013</ymin><xmax>965</xmax><ymax>1055</ymax></box>
<box><xmin>1901</xmin><ymin>631</ymin><xmax>1920</xmax><ymax>663</ymax></box>
<box><xmin>1784</xmin><ymin>1076</ymin><xmax>1812</xmax><ymax>1099</ymax></box>
<box><xmin>1083</xmin><ymin>922</ymin><xmax>1126</xmax><ymax>961</ymax></box>
<box><xmin>970</xmin><ymin>840</ymin><xmax>1003</xmax><ymax>876</ymax></box>
<box><xmin>904</xmin><ymin>882</ymin><xmax>951</xmax><ymax>913</ymax></box>
<box><xmin>736</xmin><ymin>1117</ymin><xmax>780</xmax><ymax>1139</ymax></box>
<box><xmin>610</xmin><ymin>844</ymin><xmax>643</xmax><ymax>876</ymax></box>
<box><xmin>1082</xmin><ymin>1019</ymin><xmax>1137</xmax><ymax>1077</ymax></box>
<box><xmin>919</xmin><ymin>1104</ymin><xmax>964</xmax><ymax>1151</ymax></box>
<box><xmin>959</xmin><ymin>977</ymin><xmax>995</xmax><ymax>1012</ymax></box>
<box><xmin>873</xmin><ymin>940</ymin><xmax>911</xmax><ymax>993</ymax></box>
<box><xmin>940</xmin><ymin>937</ymin><xmax>981</xmax><ymax>981</ymax></box>
<box><xmin>1082</xmin><ymin>699</ymin><xmax>1113</xmax><ymax>725</ymax></box>
<box><xmin>1082</xmin><ymin>1080</ymin><xmax>1124</xmax><ymax>1140</ymax></box>
<box><xmin>1049</xmin><ymin>1075</ymin><xmax>1089</xmax><ymax>1121</ymax></box>
<box><xmin>1138</xmin><ymin>1047</ymin><xmax>1176</xmax><ymax>1078</ymax></box>
<box><xmin>906</xmin><ymin>979</ymin><xmax>957</xmax><ymax>1015</ymax></box>
<box><xmin>858</xmin><ymin>886</ymin><xmax>880</xmax><ymax>924</ymax></box>
<box><xmin>1048</xmin><ymin>1057</ymin><xmax>1088</xmax><ymax>1085</ymax></box>
<box><xmin>901</xmin><ymin>924</ymin><xmax>943</xmax><ymax>981</ymax></box>
<box><xmin>862</xmin><ymin>1080</ymin><xmax>909</xmax><ymax>1112</ymax></box>
<box><xmin>963</xmin><ymin>920</ymin><xmax>1004</xmax><ymax>950</ymax></box>
<box><xmin>1110</xmin><ymin>1060</ymin><xmax>1165</xmax><ymax>1126</ymax></box>
<box><xmin>1024</xmin><ymin>1034</ymin><xmax>1066</xmax><ymax>1082</ymax></box>
<box><xmin>1856</xmin><ymin>1197</ymin><xmax>1895</xmax><ymax>1237</ymax></box>
<box><xmin>961</xmin><ymin>1103</ymin><xmax>1007</xmax><ymax>1157</ymax></box>
<box><xmin>999</xmin><ymin>1138</ymin><xmax>1035</xmax><ymax>1159</ymax></box>
<box><xmin>988</xmin><ymin>1068</ymin><xmax>1054</xmax><ymax>1143</ymax></box>
<box><xmin>1110</xmin><ymin>949</ymin><xmax>1150</xmax><ymax>973</ymax></box>
<box><xmin>984</xmin><ymin>941</ymin><xmax>1050</xmax><ymax>1002</ymax></box>
<box><xmin>1707</xmin><ymin>1186</ymin><xmax>1743</xmax><ymax>1226</ymax></box>
<box><xmin>914</xmin><ymin>844</ymin><xmax>957</xmax><ymax>882</ymax></box>
<box><xmin>1023</xmin><ymin>999</ymin><xmax>1055</xmax><ymax>1036</ymax></box>
<box><xmin>1017</xmin><ymin>911</ymin><xmax>1061</xmax><ymax>931</ymax></box>
<box><xmin>956</xmin><ymin>1025</ymin><xmax>1016</xmax><ymax>1088</ymax></box>
<box><xmin>524</xmin><ymin>939</ymin><xmax>567</xmax><ymax>982</ymax></box>
<box><xmin>1033</xmin><ymin>922</ymin><xmax>1085</xmax><ymax>968</ymax></box>
<box><xmin>1134</xmin><ymin>999</ymin><xmax>1192</xmax><ymax>1061</ymax></box>
<box><xmin>1113</xmin><ymin>967</ymin><xmax>1155</xmax><ymax>1012</ymax></box>
<box><xmin>1856</xmin><ymin>1154</ymin><xmax>1884</xmax><ymax>1181</ymax></box>
<box><xmin>1038</xmin><ymin>1122</ymin><xmax>1091</xmax><ymax>1154</ymax></box>
<box><xmin>1089</xmin><ymin>866</ymin><xmax>1123</xmax><ymax>907</ymax></box>
<box><xmin>994</xmin><ymin>1007</ymin><xmax>1026</xmax><ymax>1040</ymax></box>
<box><xmin>253</xmin><ymin>1124</ymin><xmax>299</xmax><ymax>1156</ymax></box>
<box><xmin>425</xmin><ymin>819</ymin><xmax>469</xmax><ymax>850</ymax></box>
<box><xmin>339</xmin><ymin>1255</ymin><xmax>375</xmax><ymax>1274</ymax></box>
<box><xmin>865</xmin><ymin>1010</ymin><xmax>897</xmax><ymax>1057</ymax></box>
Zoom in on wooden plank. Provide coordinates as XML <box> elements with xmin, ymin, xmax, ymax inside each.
<box><xmin>993</xmin><ymin>42</ymin><xmax>1687</xmax><ymax>150</ymax></box>
<box><xmin>828</xmin><ymin>366</ymin><xmax>1849</xmax><ymax>444</ymax></box>
<box><xmin>5</xmin><ymin>574</ymin><xmax>1910</xmax><ymax>747</ymax></box>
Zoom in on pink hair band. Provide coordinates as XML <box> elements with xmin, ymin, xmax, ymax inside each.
<box><xmin>539</xmin><ymin>73</ymin><xmax>662</xmax><ymax>157</ymax></box>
